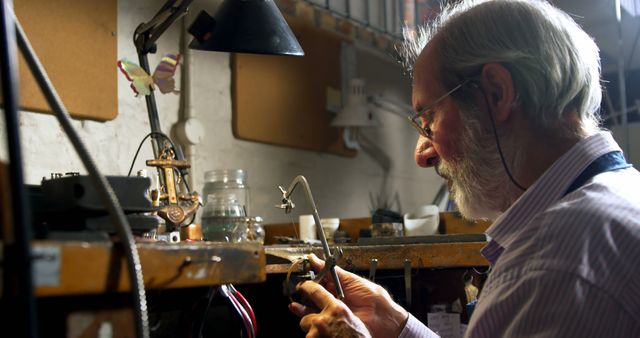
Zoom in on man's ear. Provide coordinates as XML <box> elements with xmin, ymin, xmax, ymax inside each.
<box><xmin>479</xmin><ymin>63</ymin><xmax>516</xmax><ymax>124</ymax></box>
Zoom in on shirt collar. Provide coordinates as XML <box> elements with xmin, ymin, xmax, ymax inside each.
<box><xmin>484</xmin><ymin>131</ymin><xmax>622</xmax><ymax>251</ymax></box>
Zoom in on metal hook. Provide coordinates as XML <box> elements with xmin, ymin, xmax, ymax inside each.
<box><xmin>404</xmin><ymin>259</ymin><xmax>412</xmax><ymax>309</ymax></box>
<box><xmin>368</xmin><ymin>258</ymin><xmax>378</xmax><ymax>282</ymax></box>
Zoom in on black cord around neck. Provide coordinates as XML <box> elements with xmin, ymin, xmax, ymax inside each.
<box><xmin>478</xmin><ymin>87</ymin><xmax>527</xmax><ymax>191</ymax></box>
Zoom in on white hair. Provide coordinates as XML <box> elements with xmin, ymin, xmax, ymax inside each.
<box><xmin>400</xmin><ymin>0</ymin><xmax>603</xmax><ymax>138</ymax></box>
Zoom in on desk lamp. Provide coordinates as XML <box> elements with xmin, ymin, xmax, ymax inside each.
<box><xmin>332</xmin><ymin>78</ymin><xmax>412</xmax><ymax>150</ymax></box>
<box><xmin>132</xmin><ymin>0</ymin><xmax>304</xmax><ymax>229</ymax></box>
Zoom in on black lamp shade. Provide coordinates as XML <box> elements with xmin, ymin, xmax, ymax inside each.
<box><xmin>188</xmin><ymin>0</ymin><xmax>304</xmax><ymax>56</ymax></box>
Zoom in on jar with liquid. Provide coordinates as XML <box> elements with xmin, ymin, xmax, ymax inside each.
<box><xmin>201</xmin><ymin>194</ymin><xmax>247</xmax><ymax>242</ymax></box>
<box><xmin>202</xmin><ymin>169</ymin><xmax>250</xmax><ymax>216</ymax></box>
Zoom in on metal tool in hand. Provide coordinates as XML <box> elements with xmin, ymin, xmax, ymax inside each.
<box><xmin>276</xmin><ymin>175</ymin><xmax>344</xmax><ymax>299</ymax></box>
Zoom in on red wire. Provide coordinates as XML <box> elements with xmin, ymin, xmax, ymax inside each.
<box><xmin>233</xmin><ymin>289</ymin><xmax>258</xmax><ymax>335</ymax></box>
<box><xmin>224</xmin><ymin>286</ymin><xmax>254</xmax><ymax>338</ymax></box>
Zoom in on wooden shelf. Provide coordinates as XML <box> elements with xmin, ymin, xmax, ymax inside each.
<box><xmin>265</xmin><ymin>241</ymin><xmax>488</xmax><ymax>274</ymax></box>
<box><xmin>25</xmin><ymin>240</ymin><xmax>266</xmax><ymax>297</ymax></box>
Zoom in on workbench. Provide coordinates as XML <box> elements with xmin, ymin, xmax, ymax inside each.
<box><xmin>28</xmin><ymin>240</ymin><xmax>265</xmax><ymax>297</ymax></box>
<box><xmin>265</xmin><ymin>240</ymin><xmax>488</xmax><ymax>273</ymax></box>
<box><xmin>8</xmin><ymin>213</ymin><xmax>490</xmax><ymax>336</ymax></box>
<box><xmin>6</xmin><ymin>240</ymin><xmax>265</xmax><ymax>337</ymax></box>
<box><xmin>238</xmin><ymin>239</ymin><xmax>490</xmax><ymax>337</ymax></box>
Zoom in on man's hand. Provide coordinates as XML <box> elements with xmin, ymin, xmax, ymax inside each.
<box><xmin>296</xmin><ymin>280</ymin><xmax>371</xmax><ymax>338</ymax></box>
<box><xmin>289</xmin><ymin>254</ymin><xmax>409</xmax><ymax>338</ymax></box>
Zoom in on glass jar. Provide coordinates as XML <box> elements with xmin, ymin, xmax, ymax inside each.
<box><xmin>201</xmin><ymin>194</ymin><xmax>247</xmax><ymax>242</ymax></box>
<box><xmin>246</xmin><ymin>216</ymin><xmax>265</xmax><ymax>244</ymax></box>
<box><xmin>202</xmin><ymin>169</ymin><xmax>250</xmax><ymax>216</ymax></box>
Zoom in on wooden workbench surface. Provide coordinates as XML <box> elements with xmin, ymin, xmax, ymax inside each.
<box><xmin>265</xmin><ymin>241</ymin><xmax>488</xmax><ymax>274</ymax></box>
<box><xmin>18</xmin><ymin>239</ymin><xmax>486</xmax><ymax>295</ymax></box>
<box><xmin>24</xmin><ymin>240</ymin><xmax>266</xmax><ymax>297</ymax></box>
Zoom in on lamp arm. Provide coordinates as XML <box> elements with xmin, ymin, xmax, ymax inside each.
<box><xmin>133</xmin><ymin>0</ymin><xmax>193</xmax><ymax>187</ymax></box>
<box><xmin>278</xmin><ymin>175</ymin><xmax>345</xmax><ymax>299</ymax></box>
<box><xmin>134</xmin><ymin>0</ymin><xmax>193</xmax><ymax>55</ymax></box>
<box><xmin>137</xmin><ymin>52</ymin><xmax>164</xmax><ymax>159</ymax></box>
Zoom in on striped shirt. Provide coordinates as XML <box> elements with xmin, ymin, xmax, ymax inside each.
<box><xmin>399</xmin><ymin>132</ymin><xmax>640</xmax><ymax>337</ymax></box>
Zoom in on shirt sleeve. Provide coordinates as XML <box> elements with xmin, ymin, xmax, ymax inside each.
<box><xmin>398</xmin><ymin>313</ymin><xmax>440</xmax><ymax>338</ymax></box>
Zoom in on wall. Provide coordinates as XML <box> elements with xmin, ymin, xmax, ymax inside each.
<box><xmin>5</xmin><ymin>0</ymin><xmax>635</xmax><ymax>226</ymax></box>
<box><xmin>0</xmin><ymin>0</ymin><xmax>442</xmax><ymax>225</ymax></box>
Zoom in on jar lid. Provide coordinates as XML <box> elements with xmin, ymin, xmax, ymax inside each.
<box><xmin>204</xmin><ymin>169</ymin><xmax>247</xmax><ymax>183</ymax></box>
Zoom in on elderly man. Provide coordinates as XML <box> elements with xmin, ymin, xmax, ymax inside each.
<box><xmin>289</xmin><ymin>0</ymin><xmax>640</xmax><ymax>337</ymax></box>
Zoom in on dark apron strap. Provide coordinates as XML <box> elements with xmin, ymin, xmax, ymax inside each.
<box><xmin>564</xmin><ymin>151</ymin><xmax>632</xmax><ymax>196</ymax></box>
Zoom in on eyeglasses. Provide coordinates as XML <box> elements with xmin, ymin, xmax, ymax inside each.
<box><xmin>407</xmin><ymin>80</ymin><xmax>469</xmax><ymax>139</ymax></box>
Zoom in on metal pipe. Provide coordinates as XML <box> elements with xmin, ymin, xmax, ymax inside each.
<box><xmin>137</xmin><ymin>52</ymin><xmax>163</xmax><ymax>159</ymax></box>
<box><xmin>178</xmin><ymin>16</ymin><xmax>195</xmax><ymax>189</ymax></box>
<box><xmin>615</xmin><ymin>0</ymin><xmax>630</xmax><ymax>160</ymax></box>
<box><xmin>15</xmin><ymin>18</ymin><xmax>150</xmax><ymax>338</ymax></box>
<box><xmin>0</xmin><ymin>2</ymin><xmax>38</xmax><ymax>336</ymax></box>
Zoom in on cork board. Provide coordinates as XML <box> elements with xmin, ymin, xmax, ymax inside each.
<box><xmin>232</xmin><ymin>16</ymin><xmax>357</xmax><ymax>157</ymax></box>
<box><xmin>1</xmin><ymin>0</ymin><xmax>117</xmax><ymax>121</ymax></box>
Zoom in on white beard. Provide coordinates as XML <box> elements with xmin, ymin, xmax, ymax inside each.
<box><xmin>436</xmin><ymin>108</ymin><xmax>522</xmax><ymax>221</ymax></box>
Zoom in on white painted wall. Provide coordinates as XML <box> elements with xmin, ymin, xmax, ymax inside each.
<box><xmin>1</xmin><ymin>0</ymin><xmax>443</xmax><ymax>225</ymax></box>
<box><xmin>5</xmin><ymin>0</ymin><xmax>634</xmax><ymax>227</ymax></box>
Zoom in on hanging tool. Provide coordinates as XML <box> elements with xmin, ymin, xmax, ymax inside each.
<box><xmin>404</xmin><ymin>259</ymin><xmax>412</xmax><ymax>309</ymax></box>
<box><xmin>368</xmin><ymin>258</ymin><xmax>378</xmax><ymax>282</ymax></box>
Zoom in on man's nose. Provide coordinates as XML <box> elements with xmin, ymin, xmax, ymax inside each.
<box><xmin>415</xmin><ymin>136</ymin><xmax>439</xmax><ymax>168</ymax></box>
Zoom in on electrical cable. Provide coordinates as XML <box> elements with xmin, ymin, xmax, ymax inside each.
<box><xmin>229</xmin><ymin>284</ymin><xmax>258</xmax><ymax>335</ymax></box>
<box><xmin>15</xmin><ymin>18</ymin><xmax>150</xmax><ymax>338</ymax></box>
<box><xmin>127</xmin><ymin>131</ymin><xmax>176</xmax><ymax>177</ymax></box>
<box><xmin>183</xmin><ymin>176</ymin><xmax>191</xmax><ymax>193</ymax></box>
<box><xmin>192</xmin><ymin>285</ymin><xmax>217</xmax><ymax>338</ymax></box>
<box><xmin>221</xmin><ymin>285</ymin><xmax>254</xmax><ymax>338</ymax></box>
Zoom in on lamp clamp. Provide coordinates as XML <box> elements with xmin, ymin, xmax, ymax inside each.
<box><xmin>146</xmin><ymin>147</ymin><xmax>201</xmax><ymax>228</ymax></box>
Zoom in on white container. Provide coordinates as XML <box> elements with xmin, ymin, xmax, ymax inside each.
<box><xmin>403</xmin><ymin>205</ymin><xmax>440</xmax><ymax>236</ymax></box>
<box><xmin>299</xmin><ymin>214</ymin><xmax>317</xmax><ymax>241</ymax></box>
<box><xmin>320</xmin><ymin>218</ymin><xmax>340</xmax><ymax>243</ymax></box>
